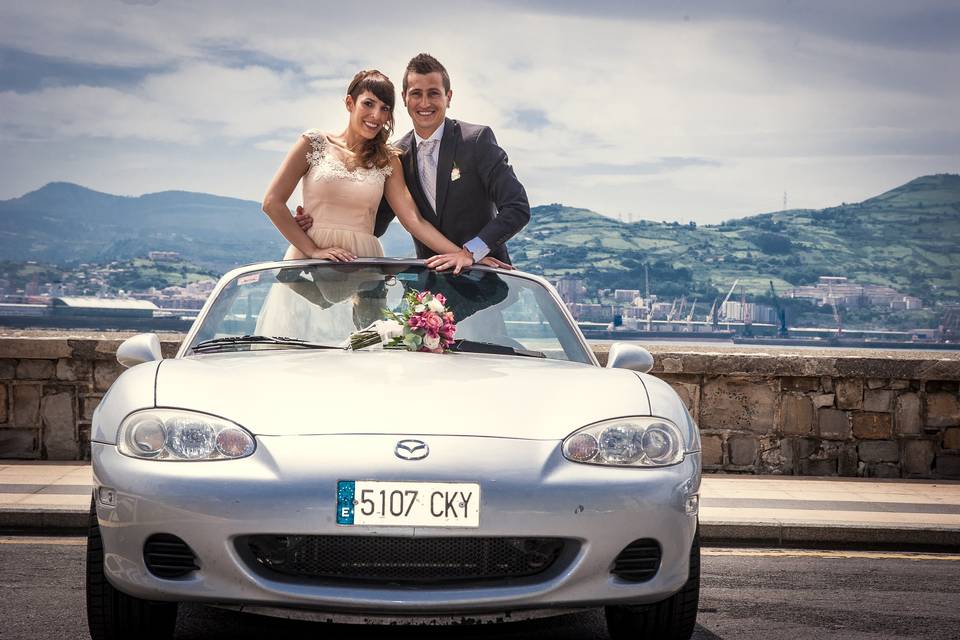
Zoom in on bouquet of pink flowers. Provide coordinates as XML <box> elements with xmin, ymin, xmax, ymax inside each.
<box><xmin>348</xmin><ymin>289</ymin><xmax>456</xmax><ymax>353</ymax></box>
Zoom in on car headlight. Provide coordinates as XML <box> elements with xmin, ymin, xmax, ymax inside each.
<box><xmin>117</xmin><ymin>409</ymin><xmax>255</xmax><ymax>461</ymax></box>
<box><xmin>562</xmin><ymin>417</ymin><xmax>685</xmax><ymax>467</ymax></box>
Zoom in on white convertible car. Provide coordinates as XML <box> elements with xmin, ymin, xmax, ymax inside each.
<box><xmin>87</xmin><ymin>259</ymin><xmax>702</xmax><ymax>640</ymax></box>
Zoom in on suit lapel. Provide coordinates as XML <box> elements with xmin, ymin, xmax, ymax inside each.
<box><xmin>434</xmin><ymin>119</ymin><xmax>458</xmax><ymax>220</ymax></box>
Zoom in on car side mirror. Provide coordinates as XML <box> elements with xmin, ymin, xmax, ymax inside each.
<box><xmin>605</xmin><ymin>342</ymin><xmax>654</xmax><ymax>373</ymax></box>
<box><xmin>116</xmin><ymin>333</ymin><xmax>163</xmax><ymax>368</ymax></box>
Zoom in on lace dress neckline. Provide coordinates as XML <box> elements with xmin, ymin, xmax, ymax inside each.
<box><xmin>303</xmin><ymin>129</ymin><xmax>392</xmax><ymax>184</ymax></box>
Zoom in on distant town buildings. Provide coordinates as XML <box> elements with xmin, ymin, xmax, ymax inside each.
<box><xmin>786</xmin><ymin>276</ymin><xmax>922</xmax><ymax>310</ymax></box>
<box><xmin>148</xmin><ymin>251</ymin><xmax>181</xmax><ymax>261</ymax></box>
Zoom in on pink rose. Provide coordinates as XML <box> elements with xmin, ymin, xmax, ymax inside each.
<box><xmin>435</xmin><ymin>293</ymin><xmax>446</xmax><ymax>305</ymax></box>
<box><xmin>423</xmin><ymin>312</ymin><xmax>443</xmax><ymax>333</ymax></box>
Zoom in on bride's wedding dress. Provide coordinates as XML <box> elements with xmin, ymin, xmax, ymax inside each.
<box><xmin>255</xmin><ymin>130</ymin><xmax>393</xmax><ymax>340</ymax></box>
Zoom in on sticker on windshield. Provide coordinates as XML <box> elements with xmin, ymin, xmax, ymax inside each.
<box><xmin>237</xmin><ymin>274</ymin><xmax>260</xmax><ymax>286</ymax></box>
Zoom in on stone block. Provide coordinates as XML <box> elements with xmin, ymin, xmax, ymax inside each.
<box><xmin>813</xmin><ymin>394</ymin><xmax>835</xmax><ymax>409</ymax></box>
<box><xmin>16</xmin><ymin>359</ymin><xmax>56</xmax><ymax>380</ymax></box>
<box><xmin>781</xmin><ymin>394</ymin><xmax>814</xmax><ymax>435</ymax></box>
<box><xmin>821</xmin><ymin>377</ymin><xmax>834</xmax><ymax>392</ymax></box>
<box><xmin>888</xmin><ymin>380</ymin><xmax>910</xmax><ymax>390</ymax></box>
<box><xmin>795</xmin><ymin>438</ymin><xmax>819</xmax><ymax>459</ymax></box>
<box><xmin>866</xmin><ymin>378</ymin><xmax>886</xmax><ymax>389</ymax></box>
<box><xmin>838</xmin><ymin>445</ymin><xmax>859</xmax><ymax>477</ymax></box>
<box><xmin>865</xmin><ymin>463</ymin><xmax>900</xmax><ymax>478</ymax></box>
<box><xmin>94</xmin><ymin>361</ymin><xmax>124</xmax><ymax>392</ymax></box>
<box><xmin>701</xmin><ymin>435</ymin><xmax>722</xmax><ymax>465</ymax></box>
<box><xmin>660</xmin><ymin>357</ymin><xmax>682</xmax><ymax>373</ymax></box>
<box><xmin>0</xmin><ymin>428</ymin><xmax>38</xmax><ymax>458</ymax></box>
<box><xmin>902</xmin><ymin>440</ymin><xmax>935</xmax><ymax>476</ymax></box>
<box><xmin>800</xmin><ymin>458</ymin><xmax>836</xmax><ymax>476</ymax></box>
<box><xmin>0</xmin><ymin>384</ymin><xmax>7</xmax><ymax>423</ymax></box>
<box><xmin>700</xmin><ymin>378</ymin><xmax>777</xmax><ymax>432</ymax></box>
<box><xmin>0</xmin><ymin>359</ymin><xmax>16</xmax><ymax>379</ymax></box>
<box><xmin>863</xmin><ymin>389</ymin><xmax>892</xmax><ymax>413</ymax></box>
<box><xmin>41</xmin><ymin>391</ymin><xmax>77</xmax><ymax>460</ymax></box>
<box><xmin>852</xmin><ymin>413</ymin><xmax>893</xmax><ymax>440</ymax></box>
<box><xmin>936</xmin><ymin>454</ymin><xmax>960</xmax><ymax>478</ymax></box>
<box><xmin>818</xmin><ymin>409</ymin><xmax>851</xmax><ymax>440</ymax></box>
<box><xmin>82</xmin><ymin>395</ymin><xmax>102</xmax><ymax>421</ymax></box>
<box><xmin>858</xmin><ymin>440</ymin><xmax>899</xmax><ymax>463</ymax></box>
<box><xmin>0</xmin><ymin>338</ymin><xmax>72</xmax><ymax>360</ymax></box>
<box><xmin>925</xmin><ymin>393</ymin><xmax>960</xmax><ymax>428</ymax></box>
<box><xmin>56</xmin><ymin>358</ymin><xmax>93</xmax><ymax>382</ymax></box>
<box><xmin>926</xmin><ymin>380</ymin><xmax>959</xmax><ymax>394</ymax></box>
<box><xmin>12</xmin><ymin>384</ymin><xmax>41</xmax><ymax>426</ymax></box>
<box><xmin>944</xmin><ymin>428</ymin><xmax>960</xmax><ymax>450</ymax></box>
<box><xmin>835</xmin><ymin>379</ymin><xmax>863</xmax><ymax>410</ymax></box>
<box><xmin>895</xmin><ymin>393</ymin><xmax>922</xmax><ymax>435</ymax></box>
<box><xmin>782</xmin><ymin>377</ymin><xmax>819</xmax><ymax>392</ymax></box>
<box><xmin>729</xmin><ymin>436</ymin><xmax>758</xmax><ymax>466</ymax></box>
<box><xmin>667</xmin><ymin>381</ymin><xmax>700</xmax><ymax>418</ymax></box>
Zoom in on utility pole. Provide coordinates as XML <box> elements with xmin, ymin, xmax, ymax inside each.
<box><xmin>783</xmin><ymin>191</ymin><xmax>788</xmax><ymax>211</ymax></box>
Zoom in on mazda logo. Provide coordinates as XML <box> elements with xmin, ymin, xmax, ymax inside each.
<box><xmin>395</xmin><ymin>439</ymin><xmax>429</xmax><ymax>461</ymax></box>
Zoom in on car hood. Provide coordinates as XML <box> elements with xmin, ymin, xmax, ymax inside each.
<box><xmin>155</xmin><ymin>350</ymin><xmax>651</xmax><ymax>439</ymax></box>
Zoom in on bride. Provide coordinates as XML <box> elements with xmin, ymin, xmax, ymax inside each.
<box><xmin>261</xmin><ymin>69</ymin><xmax>474</xmax><ymax>272</ymax></box>
<box><xmin>257</xmin><ymin>69</ymin><xmax>473</xmax><ymax>338</ymax></box>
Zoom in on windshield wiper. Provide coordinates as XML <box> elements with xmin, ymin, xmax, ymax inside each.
<box><xmin>448</xmin><ymin>339</ymin><xmax>546</xmax><ymax>358</ymax></box>
<box><xmin>190</xmin><ymin>335</ymin><xmax>341</xmax><ymax>353</ymax></box>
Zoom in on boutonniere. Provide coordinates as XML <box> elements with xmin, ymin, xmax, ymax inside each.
<box><xmin>450</xmin><ymin>163</ymin><xmax>461</xmax><ymax>182</ymax></box>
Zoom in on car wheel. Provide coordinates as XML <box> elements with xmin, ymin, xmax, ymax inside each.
<box><xmin>604</xmin><ymin>527</ymin><xmax>700</xmax><ymax>640</ymax></box>
<box><xmin>86</xmin><ymin>498</ymin><xmax>178</xmax><ymax>640</ymax></box>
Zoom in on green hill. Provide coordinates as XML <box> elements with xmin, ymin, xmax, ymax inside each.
<box><xmin>512</xmin><ymin>174</ymin><xmax>960</xmax><ymax>304</ymax></box>
<box><xmin>1</xmin><ymin>174</ymin><xmax>958</xmax><ymax>306</ymax></box>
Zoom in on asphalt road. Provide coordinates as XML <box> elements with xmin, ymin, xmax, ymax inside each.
<box><xmin>2</xmin><ymin>537</ymin><xmax>959</xmax><ymax>640</ymax></box>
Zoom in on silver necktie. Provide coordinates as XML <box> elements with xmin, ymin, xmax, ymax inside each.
<box><xmin>417</xmin><ymin>139</ymin><xmax>438</xmax><ymax>212</ymax></box>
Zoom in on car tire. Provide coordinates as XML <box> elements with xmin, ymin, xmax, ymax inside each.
<box><xmin>86</xmin><ymin>498</ymin><xmax>178</xmax><ymax>640</ymax></box>
<box><xmin>604</xmin><ymin>527</ymin><xmax>700</xmax><ymax>640</ymax></box>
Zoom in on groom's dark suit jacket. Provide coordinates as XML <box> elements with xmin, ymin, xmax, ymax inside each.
<box><xmin>374</xmin><ymin>118</ymin><xmax>530</xmax><ymax>264</ymax></box>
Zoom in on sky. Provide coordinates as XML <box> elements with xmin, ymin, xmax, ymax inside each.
<box><xmin>1</xmin><ymin>0</ymin><xmax>958</xmax><ymax>224</ymax></box>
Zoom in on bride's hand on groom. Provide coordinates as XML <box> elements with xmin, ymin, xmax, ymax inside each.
<box><xmin>294</xmin><ymin>206</ymin><xmax>313</xmax><ymax>232</ymax></box>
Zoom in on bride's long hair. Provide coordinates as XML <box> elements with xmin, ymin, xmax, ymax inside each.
<box><xmin>346</xmin><ymin>70</ymin><xmax>397</xmax><ymax>170</ymax></box>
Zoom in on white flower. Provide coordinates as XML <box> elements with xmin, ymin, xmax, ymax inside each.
<box><xmin>414</xmin><ymin>304</ymin><xmax>426</xmax><ymax>313</ymax></box>
<box><xmin>427</xmin><ymin>298</ymin><xmax>445</xmax><ymax>313</ymax></box>
<box><xmin>423</xmin><ymin>334</ymin><xmax>441</xmax><ymax>350</ymax></box>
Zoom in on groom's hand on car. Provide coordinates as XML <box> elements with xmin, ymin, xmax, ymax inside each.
<box><xmin>478</xmin><ymin>257</ymin><xmax>515</xmax><ymax>270</ymax></box>
<box><xmin>294</xmin><ymin>206</ymin><xmax>312</xmax><ymax>232</ymax></box>
<box><xmin>426</xmin><ymin>248</ymin><xmax>474</xmax><ymax>275</ymax></box>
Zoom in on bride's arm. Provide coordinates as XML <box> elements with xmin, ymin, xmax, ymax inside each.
<box><xmin>261</xmin><ymin>138</ymin><xmax>354</xmax><ymax>261</ymax></box>
<box><xmin>383</xmin><ymin>156</ymin><xmax>473</xmax><ymax>272</ymax></box>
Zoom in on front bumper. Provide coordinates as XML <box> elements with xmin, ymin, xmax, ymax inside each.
<box><xmin>92</xmin><ymin>435</ymin><xmax>700</xmax><ymax>615</ymax></box>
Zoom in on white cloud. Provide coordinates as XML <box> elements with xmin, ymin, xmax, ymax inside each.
<box><xmin>0</xmin><ymin>1</ymin><xmax>957</xmax><ymax>223</ymax></box>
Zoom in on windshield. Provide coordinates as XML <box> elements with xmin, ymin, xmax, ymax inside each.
<box><xmin>185</xmin><ymin>264</ymin><xmax>593</xmax><ymax>364</ymax></box>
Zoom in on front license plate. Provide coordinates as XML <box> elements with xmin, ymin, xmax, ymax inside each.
<box><xmin>337</xmin><ymin>480</ymin><xmax>480</xmax><ymax>527</ymax></box>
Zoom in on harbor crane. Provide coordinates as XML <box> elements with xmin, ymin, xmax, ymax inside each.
<box><xmin>685</xmin><ymin>298</ymin><xmax>698</xmax><ymax>331</ymax></box>
<box><xmin>768</xmin><ymin>281</ymin><xmax>789</xmax><ymax>337</ymax></box>
<box><xmin>717</xmin><ymin>278</ymin><xmax>739</xmax><ymax>325</ymax></box>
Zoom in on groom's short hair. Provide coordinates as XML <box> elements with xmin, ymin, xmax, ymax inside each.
<box><xmin>403</xmin><ymin>53</ymin><xmax>451</xmax><ymax>94</ymax></box>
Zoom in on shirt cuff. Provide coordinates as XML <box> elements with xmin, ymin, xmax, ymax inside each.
<box><xmin>463</xmin><ymin>237</ymin><xmax>491</xmax><ymax>262</ymax></box>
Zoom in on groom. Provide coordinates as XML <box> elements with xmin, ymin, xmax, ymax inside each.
<box><xmin>297</xmin><ymin>53</ymin><xmax>530</xmax><ymax>271</ymax></box>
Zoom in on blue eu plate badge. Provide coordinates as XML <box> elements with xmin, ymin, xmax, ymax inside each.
<box><xmin>336</xmin><ymin>480</ymin><xmax>355</xmax><ymax>525</ymax></box>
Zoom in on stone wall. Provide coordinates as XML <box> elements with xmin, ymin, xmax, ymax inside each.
<box><xmin>2</xmin><ymin>335</ymin><xmax>959</xmax><ymax>479</ymax></box>
<box><xmin>595</xmin><ymin>345</ymin><xmax>960</xmax><ymax>479</ymax></box>
<box><xmin>0</xmin><ymin>336</ymin><xmax>178</xmax><ymax>460</ymax></box>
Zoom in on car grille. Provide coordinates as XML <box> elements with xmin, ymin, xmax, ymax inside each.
<box><xmin>143</xmin><ymin>534</ymin><xmax>199</xmax><ymax>579</ymax></box>
<box><xmin>611</xmin><ymin>538</ymin><xmax>661</xmax><ymax>582</ymax></box>
<box><xmin>241</xmin><ymin>535</ymin><xmax>568</xmax><ymax>585</ymax></box>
